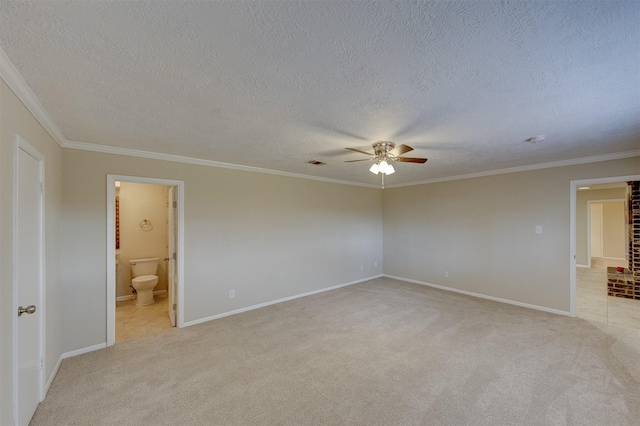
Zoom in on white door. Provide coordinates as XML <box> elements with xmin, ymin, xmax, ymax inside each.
<box><xmin>590</xmin><ymin>203</ymin><xmax>604</xmax><ymax>259</ymax></box>
<box><xmin>167</xmin><ymin>186</ymin><xmax>177</xmax><ymax>327</ymax></box>
<box><xmin>15</xmin><ymin>141</ymin><xmax>44</xmax><ymax>425</ymax></box>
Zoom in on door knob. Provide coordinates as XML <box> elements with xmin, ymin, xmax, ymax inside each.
<box><xmin>18</xmin><ymin>305</ymin><xmax>36</xmax><ymax>317</ymax></box>
<box><xmin>163</xmin><ymin>257</ymin><xmax>170</xmax><ymax>261</ymax></box>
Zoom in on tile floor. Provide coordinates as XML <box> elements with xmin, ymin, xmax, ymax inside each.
<box><xmin>115</xmin><ymin>293</ymin><xmax>173</xmax><ymax>342</ymax></box>
<box><xmin>577</xmin><ymin>258</ymin><xmax>640</xmax><ymax>331</ymax></box>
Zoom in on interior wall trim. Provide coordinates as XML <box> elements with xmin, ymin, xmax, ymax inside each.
<box><xmin>183</xmin><ymin>275</ymin><xmax>383</xmax><ymax>328</ymax></box>
<box><xmin>43</xmin><ymin>277</ymin><xmax>382</xmax><ymax>394</ymax></box>
<box><xmin>65</xmin><ymin>139</ymin><xmax>379</xmax><ymax>188</ymax></box>
<box><xmin>65</xmin><ymin>139</ymin><xmax>640</xmax><ymax>190</ymax></box>
<box><xmin>384</xmin><ymin>150</ymin><xmax>640</xmax><ymax>189</ymax></box>
<box><xmin>0</xmin><ymin>48</ymin><xmax>67</xmax><ymax>147</ymax></box>
<box><xmin>44</xmin><ymin>343</ymin><xmax>106</xmax><ymax>398</ymax></box>
<box><xmin>3</xmin><ymin>47</ymin><xmax>637</xmax><ymax>189</ymax></box>
<box><xmin>384</xmin><ymin>274</ymin><xmax>573</xmax><ymax>317</ymax></box>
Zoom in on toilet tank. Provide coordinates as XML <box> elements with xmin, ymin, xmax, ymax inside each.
<box><xmin>129</xmin><ymin>258</ymin><xmax>159</xmax><ymax>277</ymax></box>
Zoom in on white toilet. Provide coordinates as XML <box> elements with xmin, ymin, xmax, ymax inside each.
<box><xmin>129</xmin><ymin>258</ymin><xmax>159</xmax><ymax>306</ymax></box>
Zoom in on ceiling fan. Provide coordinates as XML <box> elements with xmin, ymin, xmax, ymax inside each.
<box><xmin>345</xmin><ymin>141</ymin><xmax>428</xmax><ymax>176</ymax></box>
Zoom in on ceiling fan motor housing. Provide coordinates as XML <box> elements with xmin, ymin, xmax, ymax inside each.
<box><xmin>373</xmin><ymin>141</ymin><xmax>396</xmax><ymax>159</ymax></box>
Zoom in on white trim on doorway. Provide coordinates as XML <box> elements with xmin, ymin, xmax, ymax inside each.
<box><xmin>570</xmin><ymin>175</ymin><xmax>640</xmax><ymax>317</ymax></box>
<box><xmin>106</xmin><ymin>175</ymin><xmax>185</xmax><ymax>346</ymax></box>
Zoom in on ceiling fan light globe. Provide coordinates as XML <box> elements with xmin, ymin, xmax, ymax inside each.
<box><xmin>379</xmin><ymin>160</ymin><xmax>389</xmax><ymax>174</ymax></box>
<box><xmin>369</xmin><ymin>163</ymin><xmax>380</xmax><ymax>175</ymax></box>
<box><xmin>386</xmin><ymin>163</ymin><xmax>395</xmax><ymax>175</ymax></box>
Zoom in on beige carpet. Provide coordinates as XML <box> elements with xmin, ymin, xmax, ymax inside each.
<box><xmin>33</xmin><ymin>277</ymin><xmax>640</xmax><ymax>425</ymax></box>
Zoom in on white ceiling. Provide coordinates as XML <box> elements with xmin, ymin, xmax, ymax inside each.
<box><xmin>1</xmin><ymin>1</ymin><xmax>639</xmax><ymax>186</ymax></box>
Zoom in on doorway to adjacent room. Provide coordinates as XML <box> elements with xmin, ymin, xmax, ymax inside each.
<box><xmin>106</xmin><ymin>175</ymin><xmax>184</xmax><ymax>346</ymax></box>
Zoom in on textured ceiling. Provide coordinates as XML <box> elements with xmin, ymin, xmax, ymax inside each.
<box><xmin>1</xmin><ymin>1</ymin><xmax>639</xmax><ymax>185</ymax></box>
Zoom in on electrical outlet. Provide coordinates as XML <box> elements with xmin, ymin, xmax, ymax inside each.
<box><xmin>535</xmin><ymin>225</ymin><xmax>542</xmax><ymax>234</ymax></box>
<box><xmin>444</xmin><ymin>271</ymin><xmax>449</xmax><ymax>278</ymax></box>
<box><xmin>228</xmin><ymin>290</ymin><xmax>235</xmax><ymax>299</ymax></box>
<box><xmin>374</xmin><ymin>261</ymin><xmax>378</xmax><ymax>267</ymax></box>
<box><xmin>360</xmin><ymin>265</ymin><xmax>364</xmax><ymax>271</ymax></box>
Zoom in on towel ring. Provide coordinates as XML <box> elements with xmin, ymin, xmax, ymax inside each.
<box><xmin>139</xmin><ymin>219</ymin><xmax>153</xmax><ymax>231</ymax></box>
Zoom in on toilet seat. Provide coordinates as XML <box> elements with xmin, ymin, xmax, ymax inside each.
<box><xmin>132</xmin><ymin>275</ymin><xmax>157</xmax><ymax>285</ymax></box>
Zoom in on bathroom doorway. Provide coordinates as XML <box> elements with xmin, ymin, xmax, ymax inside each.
<box><xmin>106</xmin><ymin>175</ymin><xmax>184</xmax><ymax>346</ymax></box>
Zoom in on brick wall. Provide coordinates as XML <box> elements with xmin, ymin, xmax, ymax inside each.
<box><xmin>631</xmin><ymin>181</ymin><xmax>640</xmax><ymax>281</ymax></box>
<box><xmin>607</xmin><ymin>181</ymin><xmax>639</xmax><ymax>299</ymax></box>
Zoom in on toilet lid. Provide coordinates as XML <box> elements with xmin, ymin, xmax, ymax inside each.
<box><xmin>132</xmin><ymin>275</ymin><xmax>157</xmax><ymax>284</ymax></box>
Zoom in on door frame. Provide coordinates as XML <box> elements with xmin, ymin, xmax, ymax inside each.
<box><xmin>167</xmin><ymin>186</ymin><xmax>177</xmax><ymax>327</ymax></box>
<box><xmin>570</xmin><ymin>174</ymin><xmax>640</xmax><ymax>316</ymax></box>
<box><xmin>106</xmin><ymin>175</ymin><xmax>185</xmax><ymax>346</ymax></box>
<box><xmin>13</xmin><ymin>134</ymin><xmax>46</xmax><ymax>421</ymax></box>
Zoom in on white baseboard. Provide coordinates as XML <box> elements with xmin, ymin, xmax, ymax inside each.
<box><xmin>46</xmin><ymin>276</ymin><xmax>380</xmax><ymax>387</ymax></box>
<box><xmin>576</xmin><ymin>264</ymin><xmax>589</xmax><ymax>268</ymax></box>
<box><xmin>61</xmin><ymin>342</ymin><xmax>107</xmax><ymax>359</ymax></box>
<box><xmin>44</xmin><ymin>356</ymin><xmax>63</xmax><ymax>398</ymax></box>
<box><xmin>183</xmin><ymin>275</ymin><xmax>383</xmax><ymax>327</ymax></box>
<box><xmin>46</xmin><ymin>284</ymin><xmax>171</xmax><ymax>393</ymax></box>
<box><xmin>45</xmin><ymin>342</ymin><xmax>107</xmax><ymax>397</ymax></box>
<box><xmin>116</xmin><ymin>289</ymin><xmax>167</xmax><ymax>302</ymax></box>
<box><xmin>43</xmin><ymin>273</ymin><xmax>568</xmax><ymax>398</ymax></box>
<box><xmin>384</xmin><ymin>274</ymin><xmax>572</xmax><ymax>317</ymax></box>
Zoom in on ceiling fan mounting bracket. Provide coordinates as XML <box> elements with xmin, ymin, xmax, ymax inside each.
<box><xmin>372</xmin><ymin>141</ymin><xmax>396</xmax><ymax>157</ymax></box>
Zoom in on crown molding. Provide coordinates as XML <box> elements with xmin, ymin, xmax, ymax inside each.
<box><xmin>64</xmin><ymin>140</ymin><xmax>379</xmax><ymax>188</ymax></box>
<box><xmin>0</xmin><ymin>47</ymin><xmax>67</xmax><ymax>147</ymax></box>
<box><xmin>66</xmin><ymin>139</ymin><xmax>638</xmax><ymax>190</ymax></box>
<box><xmin>3</xmin><ymin>45</ymin><xmax>635</xmax><ymax>189</ymax></box>
<box><xmin>385</xmin><ymin>150</ymin><xmax>640</xmax><ymax>189</ymax></box>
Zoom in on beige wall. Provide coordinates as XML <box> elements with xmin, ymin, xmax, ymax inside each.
<box><xmin>2</xmin><ymin>69</ymin><xmax>639</xmax><ymax>424</ymax></box>
<box><xmin>383</xmin><ymin>157</ymin><xmax>640</xmax><ymax>313</ymax></box>
<box><xmin>117</xmin><ymin>182</ymin><xmax>169</xmax><ymax>297</ymax></box>
<box><xmin>576</xmin><ymin>187</ymin><xmax>626</xmax><ymax>265</ymax></box>
<box><xmin>0</xmin><ymin>79</ymin><xmax>64</xmax><ymax>424</ymax></box>
<box><xmin>61</xmin><ymin>149</ymin><xmax>384</xmax><ymax>350</ymax></box>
